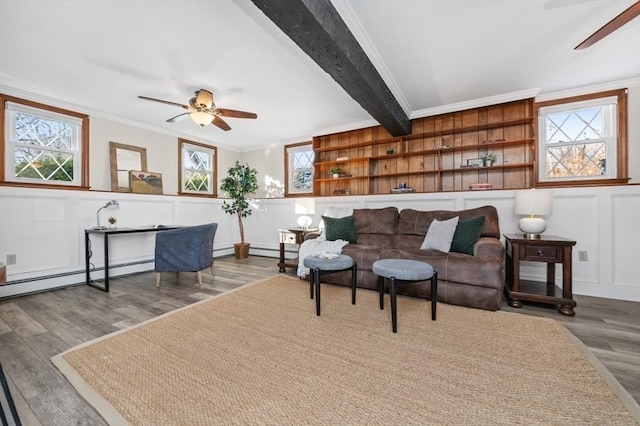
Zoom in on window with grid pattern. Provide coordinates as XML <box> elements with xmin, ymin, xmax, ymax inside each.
<box><xmin>179</xmin><ymin>139</ymin><xmax>217</xmax><ymax>196</ymax></box>
<box><xmin>535</xmin><ymin>89</ymin><xmax>627</xmax><ymax>186</ymax></box>
<box><xmin>3</xmin><ymin>100</ymin><xmax>87</xmax><ymax>187</ymax></box>
<box><xmin>286</xmin><ymin>143</ymin><xmax>314</xmax><ymax>195</ymax></box>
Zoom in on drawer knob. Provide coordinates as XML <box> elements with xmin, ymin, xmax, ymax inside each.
<box><xmin>537</xmin><ymin>250</ymin><xmax>544</xmax><ymax>257</ymax></box>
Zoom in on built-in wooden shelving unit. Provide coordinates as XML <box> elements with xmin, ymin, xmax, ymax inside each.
<box><xmin>312</xmin><ymin>98</ymin><xmax>535</xmax><ymax>196</ymax></box>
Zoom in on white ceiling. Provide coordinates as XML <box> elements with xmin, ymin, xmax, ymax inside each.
<box><xmin>1</xmin><ymin>0</ymin><xmax>638</xmax><ymax>152</ymax></box>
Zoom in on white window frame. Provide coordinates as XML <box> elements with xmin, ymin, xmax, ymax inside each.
<box><xmin>286</xmin><ymin>143</ymin><xmax>314</xmax><ymax>195</ymax></box>
<box><xmin>4</xmin><ymin>101</ymin><xmax>83</xmax><ymax>186</ymax></box>
<box><xmin>179</xmin><ymin>139</ymin><xmax>216</xmax><ymax>196</ymax></box>
<box><xmin>537</xmin><ymin>96</ymin><xmax>617</xmax><ymax>183</ymax></box>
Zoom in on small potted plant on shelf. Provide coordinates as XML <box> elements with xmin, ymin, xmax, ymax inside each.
<box><xmin>482</xmin><ymin>153</ymin><xmax>497</xmax><ymax>167</ymax></box>
<box><xmin>107</xmin><ymin>217</ymin><xmax>117</xmax><ymax>229</ymax></box>
<box><xmin>329</xmin><ymin>166</ymin><xmax>341</xmax><ymax>178</ymax></box>
<box><xmin>386</xmin><ymin>147</ymin><xmax>395</xmax><ymax>155</ymax></box>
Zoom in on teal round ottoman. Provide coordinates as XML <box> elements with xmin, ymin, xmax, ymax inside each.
<box><xmin>372</xmin><ymin>259</ymin><xmax>437</xmax><ymax>333</ymax></box>
<box><xmin>303</xmin><ymin>254</ymin><xmax>357</xmax><ymax>316</ymax></box>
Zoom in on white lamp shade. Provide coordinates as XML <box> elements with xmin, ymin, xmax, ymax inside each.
<box><xmin>514</xmin><ymin>189</ymin><xmax>553</xmax><ymax>216</ymax></box>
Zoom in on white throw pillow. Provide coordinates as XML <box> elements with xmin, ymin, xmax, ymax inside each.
<box><xmin>420</xmin><ymin>217</ymin><xmax>460</xmax><ymax>252</ymax></box>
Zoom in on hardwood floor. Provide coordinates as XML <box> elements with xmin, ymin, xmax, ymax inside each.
<box><xmin>1</xmin><ymin>255</ymin><xmax>638</xmax><ymax>425</ymax></box>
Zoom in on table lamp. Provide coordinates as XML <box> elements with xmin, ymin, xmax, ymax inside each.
<box><xmin>95</xmin><ymin>200</ymin><xmax>119</xmax><ymax>230</ymax></box>
<box><xmin>295</xmin><ymin>198</ymin><xmax>315</xmax><ymax>229</ymax></box>
<box><xmin>514</xmin><ymin>189</ymin><xmax>552</xmax><ymax>239</ymax></box>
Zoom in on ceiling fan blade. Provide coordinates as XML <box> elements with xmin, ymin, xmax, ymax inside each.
<box><xmin>575</xmin><ymin>1</ymin><xmax>640</xmax><ymax>50</ymax></box>
<box><xmin>212</xmin><ymin>115</ymin><xmax>231</xmax><ymax>131</ymax></box>
<box><xmin>166</xmin><ymin>112</ymin><xmax>190</xmax><ymax>123</ymax></box>
<box><xmin>216</xmin><ymin>108</ymin><xmax>258</xmax><ymax>119</ymax></box>
<box><xmin>138</xmin><ymin>96</ymin><xmax>189</xmax><ymax>109</ymax></box>
<box><xmin>195</xmin><ymin>89</ymin><xmax>214</xmax><ymax>109</ymax></box>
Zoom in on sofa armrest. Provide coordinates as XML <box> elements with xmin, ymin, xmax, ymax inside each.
<box><xmin>474</xmin><ymin>237</ymin><xmax>504</xmax><ymax>262</ymax></box>
<box><xmin>304</xmin><ymin>231</ymin><xmax>321</xmax><ymax>241</ymax></box>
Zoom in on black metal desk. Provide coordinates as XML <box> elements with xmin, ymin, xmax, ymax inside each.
<box><xmin>85</xmin><ymin>226</ymin><xmax>180</xmax><ymax>292</ymax></box>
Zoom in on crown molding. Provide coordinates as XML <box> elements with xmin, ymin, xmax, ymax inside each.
<box><xmin>0</xmin><ymin>85</ymin><xmax>244</xmax><ymax>152</ymax></box>
<box><xmin>410</xmin><ymin>88</ymin><xmax>541</xmax><ymax>119</ymax></box>
<box><xmin>534</xmin><ymin>77</ymin><xmax>640</xmax><ymax>103</ymax></box>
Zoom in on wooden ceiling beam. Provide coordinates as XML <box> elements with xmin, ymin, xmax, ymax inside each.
<box><xmin>250</xmin><ymin>0</ymin><xmax>411</xmax><ymax>136</ymax></box>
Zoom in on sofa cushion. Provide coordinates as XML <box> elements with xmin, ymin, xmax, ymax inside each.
<box><xmin>450</xmin><ymin>215</ymin><xmax>486</xmax><ymax>255</ymax></box>
<box><xmin>394</xmin><ymin>205</ymin><xmax>500</xmax><ymax>249</ymax></box>
<box><xmin>420</xmin><ymin>217</ymin><xmax>459</xmax><ymax>252</ymax></box>
<box><xmin>354</xmin><ymin>207</ymin><xmax>399</xmax><ymax>248</ymax></box>
<box><xmin>323</xmin><ymin>215</ymin><xmax>356</xmax><ymax>243</ymax></box>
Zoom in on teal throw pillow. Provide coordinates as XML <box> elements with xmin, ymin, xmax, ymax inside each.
<box><xmin>323</xmin><ymin>215</ymin><xmax>356</xmax><ymax>243</ymax></box>
<box><xmin>450</xmin><ymin>216</ymin><xmax>486</xmax><ymax>255</ymax></box>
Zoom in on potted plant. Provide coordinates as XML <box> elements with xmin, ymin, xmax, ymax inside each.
<box><xmin>107</xmin><ymin>217</ymin><xmax>117</xmax><ymax>229</ymax></box>
<box><xmin>481</xmin><ymin>153</ymin><xmax>497</xmax><ymax>167</ymax></box>
<box><xmin>386</xmin><ymin>147</ymin><xmax>395</xmax><ymax>155</ymax></box>
<box><xmin>329</xmin><ymin>166</ymin><xmax>341</xmax><ymax>178</ymax></box>
<box><xmin>220</xmin><ymin>161</ymin><xmax>259</xmax><ymax>259</ymax></box>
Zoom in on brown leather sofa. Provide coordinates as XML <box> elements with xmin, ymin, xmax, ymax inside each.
<box><xmin>308</xmin><ymin>205</ymin><xmax>504</xmax><ymax>311</ymax></box>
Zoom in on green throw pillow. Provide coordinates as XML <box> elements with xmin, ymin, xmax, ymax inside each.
<box><xmin>450</xmin><ymin>216</ymin><xmax>486</xmax><ymax>255</ymax></box>
<box><xmin>323</xmin><ymin>215</ymin><xmax>356</xmax><ymax>243</ymax></box>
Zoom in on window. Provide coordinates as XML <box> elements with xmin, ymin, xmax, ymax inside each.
<box><xmin>179</xmin><ymin>138</ymin><xmax>217</xmax><ymax>196</ymax></box>
<box><xmin>535</xmin><ymin>89</ymin><xmax>627</xmax><ymax>187</ymax></box>
<box><xmin>1</xmin><ymin>94</ymin><xmax>89</xmax><ymax>189</ymax></box>
<box><xmin>285</xmin><ymin>142</ymin><xmax>314</xmax><ymax>195</ymax></box>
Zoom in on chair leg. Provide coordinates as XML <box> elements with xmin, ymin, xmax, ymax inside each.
<box><xmin>315</xmin><ymin>268</ymin><xmax>321</xmax><ymax>316</ymax></box>
<box><xmin>431</xmin><ymin>271</ymin><xmax>438</xmax><ymax>321</ymax></box>
<box><xmin>351</xmin><ymin>262</ymin><xmax>357</xmax><ymax>305</ymax></box>
<box><xmin>309</xmin><ymin>272</ymin><xmax>314</xmax><ymax>299</ymax></box>
<box><xmin>390</xmin><ymin>277</ymin><xmax>398</xmax><ymax>333</ymax></box>
<box><xmin>197</xmin><ymin>271</ymin><xmax>202</xmax><ymax>286</ymax></box>
<box><xmin>155</xmin><ymin>272</ymin><xmax>161</xmax><ymax>288</ymax></box>
<box><xmin>210</xmin><ymin>265</ymin><xmax>215</xmax><ymax>276</ymax></box>
<box><xmin>378</xmin><ymin>276</ymin><xmax>385</xmax><ymax>310</ymax></box>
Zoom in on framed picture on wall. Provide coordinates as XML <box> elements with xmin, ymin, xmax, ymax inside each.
<box><xmin>466</xmin><ymin>158</ymin><xmax>483</xmax><ymax>167</ymax></box>
<box><xmin>130</xmin><ymin>170</ymin><xmax>163</xmax><ymax>194</ymax></box>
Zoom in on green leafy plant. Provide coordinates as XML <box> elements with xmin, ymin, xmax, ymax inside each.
<box><xmin>482</xmin><ymin>153</ymin><xmax>497</xmax><ymax>163</ymax></box>
<box><xmin>220</xmin><ymin>161</ymin><xmax>259</xmax><ymax>244</ymax></box>
<box><xmin>329</xmin><ymin>166</ymin><xmax>341</xmax><ymax>176</ymax></box>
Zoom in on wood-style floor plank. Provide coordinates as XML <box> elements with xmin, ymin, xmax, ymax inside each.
<box><xmin>0</xmin><ymin>255</ymin><xmax>638</xmax><ymax>425</ymax></box>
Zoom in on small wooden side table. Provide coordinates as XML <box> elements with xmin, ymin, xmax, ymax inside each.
<box><xmin>504</xmin><ymin>234</ymin><xmax>577</xmax><ymax>316</ymax></box>
<box><xmin>278</xmin><ymin>228</ymin><xmax>319</xmax><ymax>272</ymax></box>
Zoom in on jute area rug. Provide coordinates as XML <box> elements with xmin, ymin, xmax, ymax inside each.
<box><xmin>52</xmin><ymin>275</ymin><xmax>640</xmax><ymax>425</ymax></box>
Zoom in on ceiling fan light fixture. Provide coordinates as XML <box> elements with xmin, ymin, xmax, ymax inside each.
<box><xmin>190</xmin><ymin>111</ymin><xmax>213</xmax><ymax>126</ymax></box>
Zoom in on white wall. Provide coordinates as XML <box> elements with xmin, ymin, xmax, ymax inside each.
<box><xmin>1</xmin><ymin>185</ymin><xmax>639</xmax><ymax>302</ymax></box>
<box><xmin>90</xmin><ymin>117</ymin><xmax>239</xmax><ymax>193</ymax></box>
<box><xmin>1</xmin><ymin>79</ymin><xmax>639</xmax><ymax>303</ymax></box>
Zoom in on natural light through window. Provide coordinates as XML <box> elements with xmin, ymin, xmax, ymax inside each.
<box><xmin>179</xmin><ymin>139</ymin><xmax>216</xmax><ymax>196</ymax></box>
<box><xmin>286</xmin><ymin>143</ymin><xmax>314</xmax><ymax>195</ymax></box>
<box><xmin>5</xmin><ymin>102</ymin><xmax>83</xmax><ymax>186</ymax></box>
<box><xmin>538</xmin><ymin>95</ymin><xmax>617</xmax><ymax>183</ymax></box>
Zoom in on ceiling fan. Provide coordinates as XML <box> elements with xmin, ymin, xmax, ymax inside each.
<box><xmin>575</xmin><ymin>0</ymin><xmax>640</xmax><ymax>49</ymax></box>
<box><xmin>138</xmin><ymin>89</ymin><xmax>257</xmax><ymax>131</ymax></box>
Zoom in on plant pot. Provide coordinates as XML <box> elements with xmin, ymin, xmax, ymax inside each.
<box><xmin>332</xmin><ymin>174</ymin><xmax>340</xmax><ymax>179</ymax></box>
<box><xmin>484</xmin><ymin>160</ymin><xmax>494</xmax><ymax>167</ymax></box>
<box><xmin>234</xmin><ymin>243</ymin><xmax>250</xmax><ymax>259</ymax></box>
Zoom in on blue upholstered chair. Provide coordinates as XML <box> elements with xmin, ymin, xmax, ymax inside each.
<box><xmin>154</xmin><ymin>223</ymin><xmax>218</xmax><ymax>288</ymax></box>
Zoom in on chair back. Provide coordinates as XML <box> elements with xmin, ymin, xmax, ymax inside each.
<box><xmin>155</xmin><ymin>223</ymin><xmax>218</xmax><ymax>273</ymax></box>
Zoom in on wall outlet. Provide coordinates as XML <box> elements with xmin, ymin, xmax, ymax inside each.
<box><xmin>578</xmin><ymin>251</ymin><xmax>588</xmax><ymax>262</ymax></box>
<box><xmin>6</xmin><ymin>254</ymin><xmax>17</xmax><ymax>265</ymax></box>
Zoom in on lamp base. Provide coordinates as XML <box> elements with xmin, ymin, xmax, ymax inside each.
<box><xmin>518</xmin><ymin>217</ymin><xmax>547</xmax><ymax>239</ymax></box>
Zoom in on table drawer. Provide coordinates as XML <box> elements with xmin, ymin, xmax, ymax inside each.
<box><xmin>523</xmin><ymin>246</ymin><xmax>559</xmax><ymax>262</ymax></box>
<box><xmin>279</xmin><ymin>232</ymin><xmax>297</xmax><ymax>244</ymax></box>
